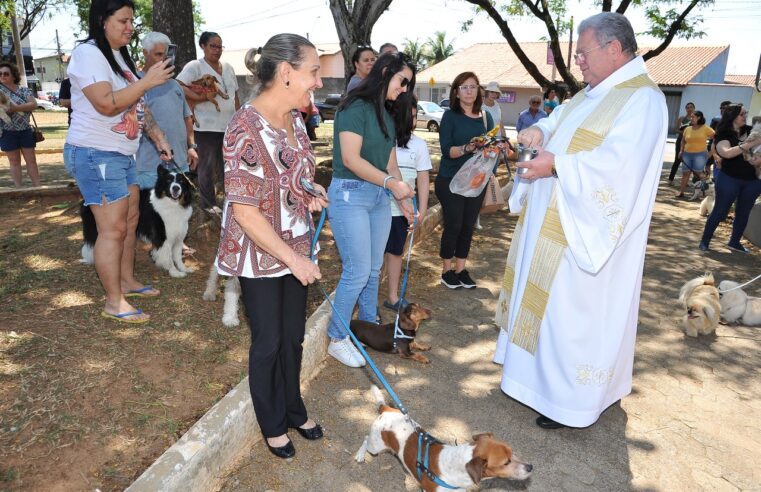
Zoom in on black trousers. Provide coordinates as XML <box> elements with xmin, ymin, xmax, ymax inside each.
<box><xmin>434</xmin><ymin>174</ymin><xmax>487</xmax><ymax>260</ymax></box>
<box><xmin>194</xmin><ymin>131</ymin><xmax>225</xmax><ymax>209</ymax></box>
<box><xmin>668</xmin><ymin>134</ymin><xmax>683</xmax><ymax>181</ymax></box>
<box><xmin>239</xmin><ymin>274</ymin><xmax>309</xmax><ymax>437</ymax></box>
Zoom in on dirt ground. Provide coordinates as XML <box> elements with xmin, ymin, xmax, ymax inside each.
<box><xmin>219</xmin><ymin>168</ymin><xmax>761</xmax><ymax>491</ymax></box>
<box><xmin>0</xmin><ymin>122</ymin><xmax>447</xmax><ymax>491</ymax></box>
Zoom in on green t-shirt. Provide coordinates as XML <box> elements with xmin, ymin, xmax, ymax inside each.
<box><xmin>332</xmin><ymin>99</ymin><xmax>396</xmax><ymax>180</ymax></box>
<box><xmin>438</xmin><ymin>110</ymin><xmax>494</xmax><ymax>178</ymax></box>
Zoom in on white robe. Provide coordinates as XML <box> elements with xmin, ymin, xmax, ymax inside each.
<box><xmin>494</xmin><ymin>57</ymin><xmax>667</xmax><ymax>427</ymax></box>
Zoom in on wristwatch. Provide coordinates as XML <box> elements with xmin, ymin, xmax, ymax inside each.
<box><xmin>551</xmin><ymin>163</ymin><xmax>558</xmax><ymax>178</ymax></box>
<box><xmin>188</xmin><ymin>143</ymin><xmax>198</xmax><ymax>150</ymax></box>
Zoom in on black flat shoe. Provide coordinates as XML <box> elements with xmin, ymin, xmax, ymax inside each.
<box><xmin>291</xmin><ymin>423</ymin><xmax>324</xmax><ymax>440</ymax></box>
<box><xmin>266</xmin><ymin>439</ymin><xmax>295</xmax><ymax>459</ymax></box>
<box><xmin>536</xmin><ymin>415</ymin><xmax>566</xmax><ymax>429</ymax></box>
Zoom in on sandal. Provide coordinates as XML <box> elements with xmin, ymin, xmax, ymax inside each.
<box><xmin>124</xmin><ymin>285</ymin><xmax>160</xmax><ymax>297</ymax></box>
<box><xmin>101</xmin><ymin>309</ymin><xmax>150</xmax><ymax>324</ymax></box>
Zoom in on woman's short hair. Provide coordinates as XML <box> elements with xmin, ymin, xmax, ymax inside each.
<box><xmin>83</xmin><ymin>0</ymin><xmax>139</xmax><ymax>80</ymax></box>
<box><xmin>692</xmin><ymin>110</ymin><xmax>706</xmax><ymax>126</ymax></box>
<box><xmin>685</xmin><ymin>102</ymin><xmax>695</xmax><ymax>110</ymax></box>
<box><xmin>351</xmin><ymin>46</ymin><xmax>376</xmax><ymax>69</ymax></box>
<box><xmin>716</xmin><ymin>104</ymin><xmax>746</xmax><ymax>136</ymax></box>
<box><xmin>244</xmin><ymin>33</ymin><xmax>315</xmax><ymax>96</ymax></box>
<box><xmin>0</xmin><ymin>62</ymin><xmax>21</xmax><ymax>85</ymax></box>
<box><xmin>448</xmin><ymin>72</ymin><xmax>482</xmax><ymax>115</ymax></box>
<box><xmin>199</xmin><ymin>31</ymin><xmax>220</xmax><ymax>47</ymax></box>
<box><xmin>141</xmin><ymin>31</ymin><xmax>171</xmax><ymax>52</ymax></box>
<box><xmin>578</xmin><ymin>12</ymin><xmax>638</xmax><ymax>58</ymax></box>
<box><xmin>340</xmin><ymin>52</ymin><xmax>417</xmax><ymax>140</ymax></box>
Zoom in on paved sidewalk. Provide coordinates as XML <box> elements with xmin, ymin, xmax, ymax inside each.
<box><xmin>220</xmin><ymin>171</ymin><xmax>760</xmax><ymax>491</ymax></box>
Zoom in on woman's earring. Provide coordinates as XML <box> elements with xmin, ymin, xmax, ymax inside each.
<box><xmin>286</xmin><ymin>80</ymin><xmax>290</xmax><ymax>88</ymax></box>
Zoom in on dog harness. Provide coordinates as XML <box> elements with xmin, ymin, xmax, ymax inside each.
<box><xmin>416</xmin><ymin>431</ymin><xmax>459</xmax><ymax>490</ymax></box>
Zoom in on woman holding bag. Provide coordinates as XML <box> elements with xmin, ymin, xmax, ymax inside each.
<box><xmin>436</xmin><ymin>71</ymin><xmax>493</xmax><ymax>289</ymax></box>
<box><xmin>0</xmin><ymin>61</ymin><xmax>40</xmax><ymax>187</ymax></box>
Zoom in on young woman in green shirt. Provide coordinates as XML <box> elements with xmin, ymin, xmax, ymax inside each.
<box><xmin>326</xmin><ymin>53</ymin><xmax>417</xmax><ymax>368</ymax></box>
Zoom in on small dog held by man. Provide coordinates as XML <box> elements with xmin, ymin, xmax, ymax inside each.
<box><xmin>679</xmin><ymin>273</ymin><xmax>721</xmax><ymax>337</ymax></box>
<box><xmin>355</xmin><ymin>386</ymin><xmax>533</xmax><ymax>491</ymax></box>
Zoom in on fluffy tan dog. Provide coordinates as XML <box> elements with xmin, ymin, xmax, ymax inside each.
<box><xmin>679</xmin><ymin>273</ymin><xmax>721</xmax><ymax>337</ymax></box>
<box><xmin>718</xmin><ymin>280</ymin><xmax>761</xmax><ymax>326</ymax></box>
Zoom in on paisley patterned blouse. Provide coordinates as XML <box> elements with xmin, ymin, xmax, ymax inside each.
<box><xmin>216</xmin><ymin>106</ymin><xmax>317</xmax><ymax>278</ymax></box>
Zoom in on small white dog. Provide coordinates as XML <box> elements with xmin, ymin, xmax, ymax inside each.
<box><xmin>718</xmin><ymin>280</ymin><xmax>761</xmax><ymax>326</ymax></box>
<box><xmin>202</xmin><ymin>263</ymin><xmax>241</xmax><ymax>327</ymax></box>
<box><xmin>679</xmin><ymin>273</ymin><xmax>721</xmax><ymax>337</ymax></box>
<box><xmin>698</xmin><ymin>181</ymin><xmax>715</xmax><ymax>216</ymax></box>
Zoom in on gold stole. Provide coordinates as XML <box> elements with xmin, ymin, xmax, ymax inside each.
<box><xmin>498</xmin><ymin>73</ymin><xmax>659</xmax><ymax>355</ymax></box>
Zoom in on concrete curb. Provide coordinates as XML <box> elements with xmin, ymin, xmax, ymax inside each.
<box><xmin>126</xmin><ymin>180</ymin><xmax>512</xmax><ymax>491</ymax></box>
<box><xmin>127</xmin><ymin>199</ymin><xmax>447</xmax><ymax>492</ymax></box>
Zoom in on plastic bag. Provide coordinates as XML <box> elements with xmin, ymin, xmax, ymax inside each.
<box><xmin>449</xmin><ymin>150</ymin><xmax>499</xmax><ymax>197</ymax></box>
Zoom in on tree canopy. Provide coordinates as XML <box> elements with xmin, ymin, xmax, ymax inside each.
<box><xmin>463</xmin><ymin>0</ymin><xmax>714</xmax><ymax>92</ymax></box>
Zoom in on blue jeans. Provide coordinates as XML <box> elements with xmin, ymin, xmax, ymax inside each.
<box><xmin>326</xmin><ymin>178</ymin><xmax>391</xmax><ymax>340</ymax></box>
<box><xmin>701</xmin><ymin>170</ymin><xmax>761</xmax><ymax>246</ymax></box>
<box><xmin>64</xmin><ymin>144</ymin><xmax>137</xmax><ymax>206</ymax></box>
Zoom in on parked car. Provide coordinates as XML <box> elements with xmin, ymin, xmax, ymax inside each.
<box><xmin>35</xmin><ymin>98</ymin><xmax>54</xmax><ymax>110</ymax></box>
<box><xmin>416</xmin><ymin>100</ymin><xmax>445</xmax><ymax>132</ymax></box>
<box><xmin>315</xmin><ymin>94</ymin><xmax>342</xmax><ymax>121</ymax></box>
<box><xmin>439</xmin><ymin>98</ymin><xmax>450</xmax><ymax>110</ymax></box>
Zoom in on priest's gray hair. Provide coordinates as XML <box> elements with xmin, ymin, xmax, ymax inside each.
<box><xmin>142</xmin><ymin>32</ymin><xmax>171</xmax><ymax>52</ymax></box>
<box><xmin>245</xmin><ymin>33</ymin><xmax>315</xmax><ymax>95</ymax></box>
<box><xmin>578</xmin><ymin>13</ymin><xmax>637</xmax><ymax>59</ymax></box>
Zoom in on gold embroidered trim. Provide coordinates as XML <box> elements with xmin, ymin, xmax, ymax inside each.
<box><xmin>498</xmin><ymin>70</ymin><xmax>660</xmax><ymax>355</ymax></box>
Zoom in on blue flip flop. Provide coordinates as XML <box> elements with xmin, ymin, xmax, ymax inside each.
<box><xmin>124</xmin><ymin>285</ymin><xmax>160</xmax><ymax>297</ymax></box>
<box><xmin>101</xmin><ymin>309</ymin><xmax>150</xmax><ymax>324</ymax></box>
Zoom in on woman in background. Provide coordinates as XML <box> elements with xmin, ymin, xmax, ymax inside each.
<box><xmin>346</xmin><ymin>46</ymin><xmax>377</xmax><ymax>92</ymax></box>
<box><xmin>0</xmin><ymin>61</ymin><xmax>40</xmax><ymax>187</ymax></box>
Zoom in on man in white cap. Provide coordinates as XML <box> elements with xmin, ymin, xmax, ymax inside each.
<box><xmin>494</xmin><ymin>12</ymin><xmax>668</xmax><ymax>429</ymax></box>
<box><xmin>482</xmin><ymin>81</ymin><xmax>503</xmax><ymax>132</ymax></box>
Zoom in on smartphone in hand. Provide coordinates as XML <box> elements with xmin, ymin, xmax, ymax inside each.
<box><xmin>165</xmin><ymin>44</ymin><xmax>177</xmax><ymax>67</ymax></box>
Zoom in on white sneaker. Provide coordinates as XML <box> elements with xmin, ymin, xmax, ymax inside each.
<box><xmin>475</xmin><ymin>216</ymin><xmax>483</xmax><ymax>230</ymax></box>
<box><xmin>328</xmin><ymin>338</ymin><xmax>366</xmax><ymax>368</ymax></box>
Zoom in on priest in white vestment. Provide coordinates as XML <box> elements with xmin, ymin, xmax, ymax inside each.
<box><xmin>493</xmin><ymin>13</ymin><xmax>668</xmax><ymax>429</ymax></box>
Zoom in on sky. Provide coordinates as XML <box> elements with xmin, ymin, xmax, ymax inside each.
<box><xmin>29</xmin><ymin>0</ymin><xmax>761</xmax><ymax>75</ymax></box>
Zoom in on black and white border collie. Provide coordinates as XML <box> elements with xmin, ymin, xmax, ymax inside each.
<box><xmin>81</xmin><ymin>165</ymin><xmax>194</xmax><ymax>278</ymax></box>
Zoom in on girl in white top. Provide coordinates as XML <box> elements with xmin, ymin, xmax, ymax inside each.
<box><xmin>382</xmin><ymin>94</ymin><xmax>431</xmax><ymax>310</ymax></box>
<box><xmin>64</xmin><ymin>0</ymin><xmax>174</xmax><ymax>324</ymax></box>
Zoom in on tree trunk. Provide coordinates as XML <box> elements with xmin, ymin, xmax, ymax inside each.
<box><xmin>153</xmin><ymin>0</ymin><xmax>195</xmax><ymax>75</ymax></box>
<box><xmin>328</xmin><ymin>0</ymin><xmax>393</xmax><ymax>90</ymax></box>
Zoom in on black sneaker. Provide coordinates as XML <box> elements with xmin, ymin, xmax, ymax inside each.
<box><xmin>441</xmin><ymin>270</ymin><xmax>462</xmax><ymax>289</ymax></box>
<box><xmin>456</xmin><ymin>269</ymin><xmax>476</xmax><ymax>289</ymax></box>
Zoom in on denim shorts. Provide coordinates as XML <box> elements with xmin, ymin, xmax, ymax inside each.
<box><xmin>64</xmin><ymin>144</ymin><xmax>137</xmax><ymax>206</ymax></box>
<box><xmin>0</xmin><ymin>128</ymin><xmax>36</xmax><ymax>151</ymax></box>
<box><xmin>681</xmin><ymin>151</ymin><xmax>707</xmax><ymax>173</ymax></box>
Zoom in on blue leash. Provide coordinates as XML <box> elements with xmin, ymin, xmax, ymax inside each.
<box><xmin>306</xmin><ymin>192</ymin><xmax>458</xmax><ymax>490</ymax></box>
<box><xmin>393</xmin><ymin>197</ymin><xmax>418</xmax><ymax>347</ymax></box>
<box><xmin>307</xmin><ymin>206</ymin><xmax>409</xmax><ymax>415</ymax></box>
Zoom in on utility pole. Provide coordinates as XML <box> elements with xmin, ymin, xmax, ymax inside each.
<box><xmin>10</xmin><ymin>11</ymin><xmax>27</xmax><ymax>87</ymax></box>
<box><xmin>56</xmin><ymin>29</ymin><xmax>64</xmax><ymax>82</ymax></box>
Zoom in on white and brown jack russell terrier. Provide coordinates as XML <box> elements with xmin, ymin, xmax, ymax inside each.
<box><xmin>355</xmin><ymin>386</ymin><xmax>533</xmax><ymax>491</ymax></box>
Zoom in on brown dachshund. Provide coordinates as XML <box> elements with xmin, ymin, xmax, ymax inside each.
<box><xmin>178</xmin><ymin>74</ymin><xmax>229</xmax><ymax>126</ymax></box>
<box><xmin>349</xmin><ymin>303</ymin><xmax>432</xmax><ymax>364</ymax></box>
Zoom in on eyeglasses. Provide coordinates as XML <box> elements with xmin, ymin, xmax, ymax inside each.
<box><xmin>208</xmin><ymin>44</ymin><xmax>224</xmax><ymax>50</ymax></box>
<box><xmin>458</xmin><ymin>84</ymin><xmax>478</xmax><ymax>91</ymax></box>
<box><xmin>0</xmin><ymin>72</ymin><xmax>11</xmax><ymax>77</ymax></box>
<box><xmin>573</xmin><ymin>41</ymin><xmax>611</xmax><ymax>63</ymax></box>
<box><xmin>530</xmin><ymin>101</ymin><xmax>541</xmax><ymax>106</ymax></box>
<box><xmin>395</xmin><ymin>73</ymin><xmax>411</xmax><ymax>88</ymax></box>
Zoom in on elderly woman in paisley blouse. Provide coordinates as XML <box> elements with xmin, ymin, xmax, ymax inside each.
<box><xmin>215</xmin><ymin>34</ymin><xmax>327</xmax><ymax>460</ymax></box>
